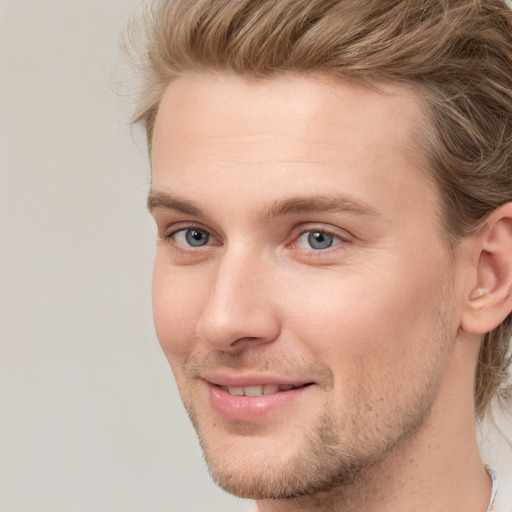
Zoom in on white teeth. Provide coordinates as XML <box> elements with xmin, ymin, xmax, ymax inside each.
<box><xmin>263</xmin><ymin>384</ymin><xmax>279</xmax><ymax>395</ymax></box>
<box><xmin>225</xmin><ymin>384</ymin><xmax>300</xmax><ymax>396</ymax></box>
<box><xmin>244</xmin><ymin>385</ymin><xmax>264</xmax><ymax>396</ymax></box>
<box><xmin>227</xmin><ymin>387</ymin><xmax>244</xmax><ymax>396</ymax></box>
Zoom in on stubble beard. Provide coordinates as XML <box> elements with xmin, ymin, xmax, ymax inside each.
<box><xmin>182</xmin><ymin>363</ymin><xmax>446</xmax><ymax>502</ymax></box>
<box><xmin>177</xmin><ymin>289</ymin><xmax>456</xmax><ymax>502</ymax></box>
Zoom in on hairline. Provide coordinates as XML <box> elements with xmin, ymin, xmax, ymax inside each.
<box><xmin>148</xmin><ymin>70</ymin><xmax>463</xmax><ymax>254</ymax></box>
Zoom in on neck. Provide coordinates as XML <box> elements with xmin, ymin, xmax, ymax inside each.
<box><xmin>256</xmin><ymin>342</ymin><xmax>492</xmax><ymax>512</ymax></box>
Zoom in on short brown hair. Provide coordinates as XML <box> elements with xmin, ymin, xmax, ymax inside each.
<box><xmin>124</xmin><ymin>0</ymin><xmax>512</xmax><ymax>418</ymax></box>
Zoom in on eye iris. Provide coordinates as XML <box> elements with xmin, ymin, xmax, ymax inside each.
<box><xmin>308</xmin><ymin>231</ymin><xmax>333</xmax><ymax>250</ymax></box>
<box><xmin>185</xmin><ymin>229</ymin><xmax>209</xmax><ymax>247</ymax></box>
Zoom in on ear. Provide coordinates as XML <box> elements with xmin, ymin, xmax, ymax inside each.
<box><xmin>461</xmin><ymin>203</ymin><xmax>512</xmax><ymax>334</ymax></box>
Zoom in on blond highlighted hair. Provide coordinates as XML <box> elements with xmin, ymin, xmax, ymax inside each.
<box><xmin>124</xmin><ymin>0</ymin><xmax>512</xmax><ymax>418</ymax></box>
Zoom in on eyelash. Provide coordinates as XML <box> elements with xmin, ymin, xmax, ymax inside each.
<box><xmin>159</xmin><ymin>222</ymin><xmax>217</xmax><ymax>253</ymax></box>
<box><xmin>290</xmin><ymin>228</ymin><xmax>348</xmax><ymax>252</ymax></box>
<box><xmin>159</xmin><ymin>223</ymin><xmax>350</xmax><ymax>256</ymax></box>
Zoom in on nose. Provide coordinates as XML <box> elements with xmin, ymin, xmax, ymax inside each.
<box><xmin>196</xmin><ymin>249</ymin><xmax>281</xmax><ymax>351</ymax></box>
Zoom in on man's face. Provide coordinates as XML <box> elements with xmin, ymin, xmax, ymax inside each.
<box><xmin>150</xmin><ymin>74</ymin><xmax>463</xmax><ymax>499</ymax></box>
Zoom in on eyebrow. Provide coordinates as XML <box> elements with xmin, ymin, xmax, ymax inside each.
<box><xmin>147</xmin><ymin>190</ymin><xmax>204</xmax><ymax>216</ymax></box>
<box><xmin>260</xmin><ymin>195</ymin><xmax>379</xmax><ymax>219</ymax></box>
<box><xmin>147</xmin><ymin>189</ymin><xmax>379</xmax><ymax>218</ymax></box>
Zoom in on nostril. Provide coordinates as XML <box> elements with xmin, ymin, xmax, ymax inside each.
<box><xmin>230</xmin><ymin>336</ymin><xmax>261</xmax><ymax>347</ymax></box>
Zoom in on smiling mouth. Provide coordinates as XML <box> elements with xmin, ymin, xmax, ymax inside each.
<box><xmin>219</xmin><ymin>383</ymin><xmax>314</xmax><ymax>396</ymax></box>
<box><xmin>207</xmin><ymin>380</ymin><xmax>316</xmax><ymax>421</ymax></box>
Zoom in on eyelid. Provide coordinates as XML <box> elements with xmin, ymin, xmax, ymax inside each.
<box><xmin>159</xmin><ymin>222</ymin><xmax>221</xmax><ymax>250</ymax></box>
<box><xmin>160</xmin><ymin>221</ymin><xmax>213</xmax><ymax>238</ymax></box>
<box><xmin>156</xmin><ymin>219</ymin><xmax>352</xmax><ymax>256</ymax></box>
<box><xmin>285</xmin><ymin>225</ymin><xmax>353</xmax><ymax>259</ymax></box>
<box><xmin>289</xmin><ymin>224</ymin><xmax>352</xmax><ymax>244</ymax></box>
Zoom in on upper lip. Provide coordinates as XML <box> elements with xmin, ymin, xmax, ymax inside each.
<box><xmin>201</xmin><ymin>373</ymin><xmax>314</xmax><ymax>388</ymax></box>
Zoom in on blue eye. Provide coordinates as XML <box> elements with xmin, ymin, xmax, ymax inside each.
<box><xmin>308</xmin><ymin>231</ymin><xmax>334</xmax><ymax>249</ymax></box>
<box><xmin>297</xmin><ymin>230</ymin><xmax>338</xmax><ymax>250</ymax></box>
<box><xmin>174</xmin><ymin>228</ymin><xmax>210</xmax><ymax>247</ymax></box>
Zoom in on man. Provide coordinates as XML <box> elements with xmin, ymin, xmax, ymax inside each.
<box><xmin>125</xmin><ymin>1</ymin><xmax>512</xmax><ymax>510</ymax></box>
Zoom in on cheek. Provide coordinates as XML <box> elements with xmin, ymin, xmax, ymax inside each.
<box><xmin>152</xmin><ymin>256</ymin><xmax>207</xmax><ymax>362</ymax></box>
<box><xmin>284</xmin><ymin>258</ymin><xmax>453</xmax><ymax>373</ymax></box>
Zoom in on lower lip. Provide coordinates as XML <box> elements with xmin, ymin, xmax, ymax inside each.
<box><xmin>207</xmin><ymin>383</ymin><xmax>312</xmax><ymax>421</ymax></box>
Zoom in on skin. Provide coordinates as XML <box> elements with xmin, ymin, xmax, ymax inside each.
<box><xmin>149</xmin><ymin>74</ymin><xmax>494</xmax><ymax>511</ymax></box>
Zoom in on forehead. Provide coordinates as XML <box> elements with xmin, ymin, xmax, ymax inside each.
<box><xmin>152</xmin><ymin>73</ymin><xmax>423</xmax><ymax>167</ymax></box>
<box><xmin>150</xmin><ymin>73</ymin><xmax>436</xmax><ymax>227</ymax></box>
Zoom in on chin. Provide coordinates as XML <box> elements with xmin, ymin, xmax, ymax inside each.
<box><xmin>184</xmin><ymin>384</ymin><xmax>440</xmax><ymax>501</ymax></box>
<box><xmin>193</xmin><ymin>411</ymin><xmax>387</xmax><ymax>500</ymax></box>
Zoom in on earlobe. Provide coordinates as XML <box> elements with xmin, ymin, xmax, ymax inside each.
<box><xmin>461</xmin><ymin>203</ymin><xmax>512</xmax><ymax>335</ymax></box>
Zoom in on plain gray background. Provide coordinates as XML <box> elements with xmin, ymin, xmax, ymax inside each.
<box><xmin>0</xmin><ymin>1</ymin><xmax>510</xmax><ymax>511</ymax></box>
<box><xmin>0</xmin><ymin>1</ymin><xmax>251</xmax><ymax>511</ymax></box>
